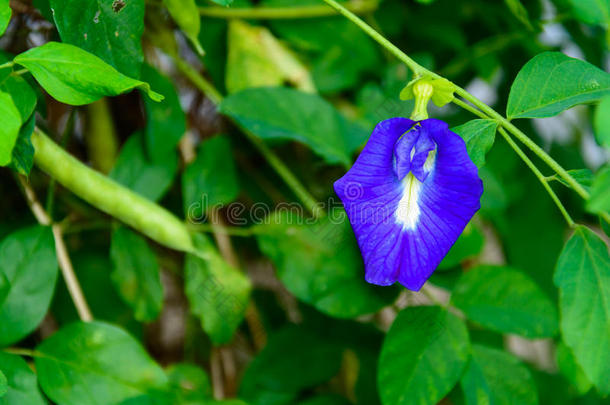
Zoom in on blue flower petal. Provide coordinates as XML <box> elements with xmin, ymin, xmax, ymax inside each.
<box><xmin>334</xmin><ymin>118</ymin><xmax>483</xmax><ymax>291</ymax></box>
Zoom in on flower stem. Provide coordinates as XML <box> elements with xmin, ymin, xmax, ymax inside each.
<box><xmin>321</xmin><ymin>0</ymin><xmax>592</xmax><ymax>212</ymax></box>
<box><xmin>497</xmin><ymin>128</ymin><xmax>575</xmax><ymax>228</ymax></box>
<box><xmin>199</xmin><ymin>0</ymin><xmax>378</xmax><ymax>19</ymax></box>
<box><xmin>171</xmin><ymin>55</ymin><xmax>324</xmax><ymax>218</ymax></box>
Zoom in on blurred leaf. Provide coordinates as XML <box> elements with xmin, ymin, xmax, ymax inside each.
<box><xmin>0</xmin><ymin>370</ymin><xmax>5</xmax><ymax>398</ymax></box>
<box><xmin>220</xmin><ymin>87</ymin><xmax>368</xmax><ymax>166</ymax></box>
<box><xmin>110</xmin><ymin>132</ymin><xmax>178</xmax><ymax>202</ymax></box>
<box><xmin>0</xmin><ymin>90</ymin><xmax>21</xmax><ymax>166</ymax></box>
<box><xmin>182</xmin><ymin>135</ymin><xmax>239</xmax><ymax>219</ymax></box>
<box><xmin>256</xmin><ymin>209</ymin><xmax>398</xmax><ymax>318</ymax></box>
<box><xmin>1</xmin><ymin>75</ymin><xmax>37</xmax><ymax>122</ymax></box>
<box><xmin>0</xmin><ymin>352</ymin><xmax>46</xmax><ymax>404</ymax></box>
<box><xmin>297</xmin><ymin>395</ymin><xmax>351</xmax><ymax>405</ymax></box>
<box><xmin>549</xmin><ymin>169</ymin><xmax>593</xmax><ymax>192</ymax></box>
<box><xmin>49</xmin><ymin>0</ymin><xmax>144</xmax><ymax>77</ymax></box>
<box><xmin>163</xmin><ymin>0</ymin><xmax>203</xmax><ymax>55</ymax></box>
<box><xmin>240</xmin><ymin>325</ymin><xmax>342</xmax><ymax>405</ymax></box>
<box><xmin>594</xmin><ymin>95</ymin><xmax>610</xmax><ymax>148</ymax></box>
<box><xmin>567</xmin><ymin>0</ymin><xmax>610</xmax><ymax>27</ymax></box>
<box><xmin>36</xmin><ymin>321</ymin><xmax>168</xmax><ymax>405</ymax></box>
<box><xmin>0</xmin><ymin>0</ymin><xmax>10</xmax><ymax>36</ymax></box>
<box><xmin>507</xmin><ymin>52</ymin><xmax>610</xmax><ymax>119</ymax></box>
<box><xmin>438</xmin><ymin>221</ymin><xmax>484</xmax><ymax>270</ymax></box>
<box><xmin>554</xmin><ymin>225</ymin><xmax>610</xmax><ymax>395</ymax></box>
<box><xmin>185</xmin><ymin>234</ymin><xmax>251</xmax><ymax>345</ymax></box>
<box><xmin>141</xmin><ymin>64</ymin><xmax>186</xmax><ymax>163</ymax></box>
<box><xmin>556</xmin><ymin>342</ymin><xmax>592</xmax><ymax>395</ymax></box>
<box><xmin>452</xmin><ymin>265</ymin><xmax>558</xmax><ymax>338</ymax></box>
<box><xmin>451</xmin><ymin>119</ymin><xmax>498</xmax><ymax>168</ymax></box>
<box><xmin>0</xmin><ymin>226</ymin><xmax>57</xmax><ymax>347</ymax></box>
<box><xmin>504</xmin><ymin>0</ymin><xmax>534</xmax><ymax>30</ymax></box>
<box><xmin>378</xmin><ymin>306</ymin><xmax>469</xmax><ymax>405</ymax></box>
<box><xmin>227</xmin><ymin>20</ymin><xmax>314</xmax><ymax>94</ymax></box>
<box><xmin>166</xmin><ymin>363</ymin><xmax>212</xmax><ymax>404</ymax></box>
<box><xmin>14</xmin><ymin>42</ymin><xmax>162</xmax><ymax>106</ymax></box>
<box><xmin>110</xmin><ymin>226</ymin><xmax>164</xmax><ymax>322</ymax></box>
<box><xmin>587</xmin><ymin>165</ymin><xmax>610</xmax><ymax>215</ymax></box>
<box><xmin>9</xmin><ymin>115</ymin><xmax>35</xmax><ymax>175</ymax></box>
<box><xmin>209</xmin><ymin>0</ymin><xmax>233</xmax><ymax>5</ymax></box>
<box><xmin>460</xmin><ymin>344</ymin><xmax>538</xmax><ymax>405</ymax></box>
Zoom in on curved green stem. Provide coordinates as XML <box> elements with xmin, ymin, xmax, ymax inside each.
<box><xmin>199</xmin><ymin>0</ymin><xmax>378</xmax><ymax>19</ymax></box>
<box><xmin>321</xmin><ymin>0</ymin><xmax>592</xmax><ymax>209</ymax></box>
<box><xmin>31</xmin><ymin>129</ymin><xmax>194</xmax><ymax>253</ymax></box>
<box><xmin>171</xmin><ymin>54</ymin><xmax>324</xmax><ymax>218</ymax></box>
<box><xmin>497</xmin><ymin>128</ymin><xmax>575</xmax><ymax>227</ymax></box>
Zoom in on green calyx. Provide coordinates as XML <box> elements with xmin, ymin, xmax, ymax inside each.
<box><xmin>401</xmin><ymin>76</ymin><xmax>457</xmax><ymax>120</ymax></box>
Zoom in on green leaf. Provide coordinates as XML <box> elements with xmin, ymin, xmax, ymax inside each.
<box><xmin>185</xmin><ymin>234</ymin><xmax>251</xmax><ymax>345</ymax></box>
<box><xmin>438</xmin><ymin>221</ymin><xmax>484</xmax><ymax>270</ymax></box>
<box><xmin>166</xmin><ymin>363</ymin><xmax>212</xmax><ymax>404</ymax></box>
<box><xmin>452</xmin><ymin>265</ymin><xmax>558</xmax><ymax>338</ymax></box>
<box><xmin>297</xmin><ymin>395</ymin><xmax>351</xmax><ymax>405</ymax></box>
<box><xmin>110</xmin><ymin>226</ymin><xmax>164</xmax><ymax>322</ymax></box>
<box><xmin>141</xmin><ymin>64</ymin><xmax>186</xmax><ymax>163</ymax></box>
<box><xmin>0</xmin><ymin>352</ymin><xmax>46</xmax><ymax>404</ymax></box>
<box><xmin>504</xmin><ymin>0</ymin><xmax>535</xmax><ymax>30</ymax></box>
<box><xmin>0</xmin><ymin>370</ymin><xmax>5</xmax><ymax>398</ymax></box>
<box><xmin>0</xmin><ymin>90</ymin><xmax>21</xmax><ymax>166</ymax></box>
<box><xmin>9</xmin><ymin>114</ymin><xmax>36</xmax><ymax>175</ymax></box>
<box><xmin>460</xmin><ymin>344</ymin><xmax>538</xmax><ymax>405</ymax></box>
<box><xmin>163</xmin><ymin>0</ymin><xmax>204</xmax><ymax>55</ymax></box>
<box><xmin>567</xmin><ymin>0</ymin><xmax>610</xmax><ymax>26</ymax></box>
<box><xmin>35</xmin><ymin>321</ymin><xmax>168</xmax><ymax>405</ymax></box>
<box><xmin>378</xmin><ymin>306</ymin><xmax>469</xmax><ymax>405</ymax></box>
<box><xmin>49</xmin><ymin>0</ymin><xmax>145</xmax><ymax>77</ymax></box>
<box><xmin>0</xmin><ymin>0</ymin><xmax>10</xmax><ymax>37</ymax></box>
<box><xmin>256</xmin><ymin>209</ymin><xmax>398</xmax><ymax>318</ymax></box>
<box><xmin>226</xmin><ymin>19</ymin><xmax>314</xmax><ymax>94</ymax></box>
<box><xmin>0</xmin><ymin>226</ymin><xmax>58</xmax><ymax>347</ymax></box>
<box><xmin>587</xmin><ymin>165</ymin><xmax>610</xmax><ymax>215</ymax></box>
<box><xmin>182</xmin><ymin>135</ymin><xmax>239</xmax><ymax>219</ymax></box>
<box><xmin>14</xmin><ymin>42</ymin><xmax>163</xmax><ymax>106</ymax></box>
<box><xmin>209</xmin><ymin>0</ymin><xmax>233</xmax><ymax>5</ymax></box>
<box><xmin>555</xmin><ymin>342</ymin><xmax>592</xmax><ymax>395</ymax></box>
<box><xmin>507</xmin><ymin>52</ymin><xmax>610</xmax><ymax>119</ymax></box>
<box><xmin>594</xmin><ymin>95</ymin><xmax>610</xmax><ymax>148</ymax></box>
<box><xmin>451</xmin><ymin>119</ymin><xmax>498</xmax><ymax>168</ymax></box>
<box><xmin>1</xmin><ymin>75</ymin><xmax>37</xmax><ymax>121</ymax></box>
<box><xmin>554</xmin><ymin>225</ymin><xmax>610</xmax><ymax>395</ymax></box>
<box><xmin>220</xmin><ymin>87</ymin><xmax>368</xmax><ymax>166</ymax></box>
<box><xmin>549</xmin><ymin>169</ymin><xmax>594</xmax><ymax>192</ymax></box>
<box><xmin>240</xmin><ymin>325</ymin><xmax>342</xmax><ymax>404</ymax></box>
<box><xmin>110</xmin><ymin>132</ymin><xmax>178</xmax><ymax>202</ymax></box>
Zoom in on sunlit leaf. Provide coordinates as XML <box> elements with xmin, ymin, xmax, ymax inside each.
<box><xmin>451</xmin><ymin>119</ymin><xmax>498</xmax><ymax>168</ymax></box>
<box><xmin>452</xmin><ymin>265</ymin><xmax>558</xmax><ymax>338</ymax></box>
<box><xmin>567</xmin><ymin>0</ymin><xmax>610</xmax><ymax>26</ymax></box>
<box><xmin>460</xmin><ymin>344</ymin><xmax>538</xmax><ymax>405</ymax></box>
<box><xmin>0</xmin><ymin>0</ymin><xmax>10</xmax><ymax>36</ymax></box>
<box><xmin>163</xmin><ymin>0</ymin><xmax>203</xmax><ymax>55</ymax></box>
<box><xmin>36</xmin><ymin>321</ymin><xmax>168</xmax><ymax>405</ymax></box>
<box><xmin>0</xmin><ymin>90</ymin><xmax>21</xmax><ymax>166</ymax></box>
<box><xmin>507</xmin><ymin>52</ymin><xmax>610</xmax><ymax>119</ymax></box>
<box><xmin>555</xmin><ymin>342</ymin><xmax>592</xmax><ymax>395</ymax></box>
<box><xmin>0</xmin><ymin>352</ymin><xmax>46</xmax><ymax>404</ymax></box>
<box><xmin>378</xmin><ymin>306</ymin><xmax>469</xmax><ymax>405</ymax></box>
<box><xmin>0</xmin><ymin>226</ymin><xmax>57</xmax><ymax>346</ymax></box>
<box><xmin>14</xmin><ymin>42</ymin><xmax>162</xmax><ymax>105</ymax></box>
<box><xmin>587</xmin><ymin>165</ymin><xmax>610</xmax><ymax>215</ymax></box>
<box><xmin>554</xmin><ymin>225</ymin><xmax>610</xmax><ymax>395</ymax></box>
<box><xmin>220</xmin><ymin>87</ymin><xmax>368</xmax><ymax>166</ymax></box>
<box><xmin>49</xmin><ymin>0</ymin><xmax>145</xmax><ymax>77</ymax></box>
<box><xmin>594</xmin><ymin>95</ymin><xmax>610</xmax><ymax>148</ymax></box>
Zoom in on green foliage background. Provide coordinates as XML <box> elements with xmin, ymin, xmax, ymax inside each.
<box><xmin>1</xmin><ymin>0</ymin><xmax>610</xmax><ymax>404</ymax></box>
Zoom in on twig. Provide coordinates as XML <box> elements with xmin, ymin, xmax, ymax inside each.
<box><xmin>16</xmin><ymin>175</ymin><xmax>94</xmax><ymax>322</ymax></box>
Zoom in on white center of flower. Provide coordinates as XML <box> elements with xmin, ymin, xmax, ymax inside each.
<box><xmin>394</xmin><ymin>150</ymin><xmax>436</xmax><ymax>229</ymax></box>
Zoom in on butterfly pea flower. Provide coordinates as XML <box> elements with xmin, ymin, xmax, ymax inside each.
<box><xmin>334</xmin><ymin>117</ymin><xmax>483</xmax><ymax>291</ymax></box>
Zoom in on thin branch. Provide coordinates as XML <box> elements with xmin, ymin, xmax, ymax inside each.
<box><xmin>199</xmin><ymin>0</ymin><xmax>378</xmax><ymax>19</ymax></box>
<box><xmin>16</xmin><ymin>175</ymin><xmax>94</xmax><ymax>322</ymax></box>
